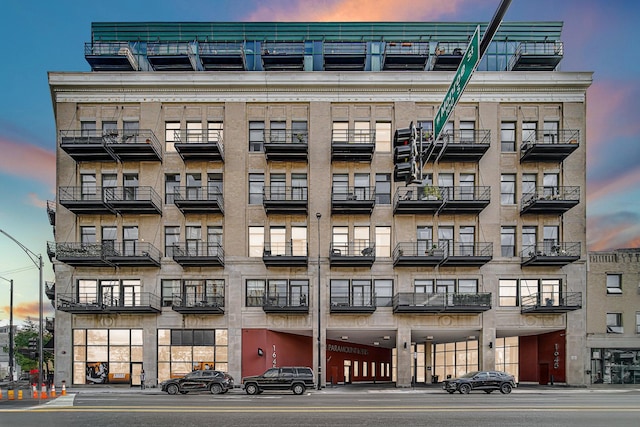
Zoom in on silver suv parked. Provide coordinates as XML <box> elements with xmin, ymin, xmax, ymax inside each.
<box><xmin>242</xmin><ymin>366</ymin><xmax>315</xmax><ymax>395</ymax></box>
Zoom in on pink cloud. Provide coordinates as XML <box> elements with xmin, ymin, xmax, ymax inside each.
<box><xmin>587</xmin><ymin>212</ymin><xmax>640</xmax><ymax>251</ymax></box>
<box><xmin>247</xmin><ymin>0</ymin><xmax>464</xmax><ymax>22</ymax></box>
<box><xmin>587</xmin><ymin>166</ymin><xmax>640</xmax><ymax>206</ymax></box>
<box><xmin>27</xmin><ymin>192</ymin><xmax>48</xmax><ymax>209</ymax></box>
<box><xmin>0</xmin><ymin>137</ymin><xmax>55</xmax><ymax>186</ymax></box>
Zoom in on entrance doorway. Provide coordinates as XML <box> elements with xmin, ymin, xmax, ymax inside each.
<box><xmin>343</xmin><ymin>361</ymin><xmax>352</xmax><ymax>384</ymax></box>
<box><xmin>131</xmin><ymin>362</ymin><xmax>143</xmax><ymax>387</ymax></box>
<box><xmin>539</xmin><ymin>363</ymin><xmax>549</xmax><ymax>385</ymax></box>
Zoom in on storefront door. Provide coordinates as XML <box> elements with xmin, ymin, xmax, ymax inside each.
<box><xmin>131</xmin><ymin>362</ymin><xmax>143</xmax><ymax>386</ymax></box>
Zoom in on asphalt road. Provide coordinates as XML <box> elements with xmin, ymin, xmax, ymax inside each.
<box><xmin>2</xmin><ymin>387</ymin><xmax>639</xmax><ymax>427</ymax></box>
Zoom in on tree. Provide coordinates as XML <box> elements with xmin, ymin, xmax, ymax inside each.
<box><xmin>13</xmin><ymin>317</ymin><xmax>54</xmax><ymax>373</ymax></box>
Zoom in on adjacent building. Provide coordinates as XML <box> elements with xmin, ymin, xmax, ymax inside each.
<box><xmin>47</xmin><ymin>21</ymin><xmax>591</xmax><ymax>387</ymax></box>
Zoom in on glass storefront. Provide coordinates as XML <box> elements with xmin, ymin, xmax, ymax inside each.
<box><xmin>591</xmin><ymin>348</ymin><xmax>640</xmax><ymax>384</ymax></box>
<box><xmin>157</xmin><ymin>328</ymin><xmax>228</xmax><ymax>382</ymax></box>
<box><xmin>495</xmin><ymin>337</ymin><xmax>519</xmax><ymax>382</ymax></box>
<box><xmin>73</xmin><ymin>329</ymin><xmax>143</xmax><ymax>385</ymax></box>
<box><xmin>434</xmin><ymin>340</ymin><xmax>479</xmax><ymax>381</ymax></box>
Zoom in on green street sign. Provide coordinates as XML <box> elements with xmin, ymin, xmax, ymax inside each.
<box><xmin>433</xmin><ymin>25</ymin><xmax>481</xmax><ymax>142</ymax></box>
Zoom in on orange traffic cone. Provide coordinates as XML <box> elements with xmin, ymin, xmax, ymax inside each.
<box><xmin>32</xmin><ymin>384</ymin><xmax>38</xmax><ymax>399</ymax></box>
<box><xmin>18</xmin><ymin>390</ymin><xmax>23</xmax><ymax>400</ymax></box>
<box><xmin>61</xmin><ymin>381</ymin><xmax>67</xmax><ymax>396</ymax></box>
<box><xmin>0</xmin><ymin>387</ymin><xmax>3</xmax><ymax>400</ymax></box>
<box><xmin>8</xmin><ymin>390</ymin><xmax>15</xmax><ymax>400</ymax></box>
<box><xmin>50</xmin><ymin>384</ymin><xmax>57</xmax><ymax>397</ymax></box>
<box><xmin>41</xmin><ymin>383</ymin><xmax>48</xmax><ymax>399</ymax></box>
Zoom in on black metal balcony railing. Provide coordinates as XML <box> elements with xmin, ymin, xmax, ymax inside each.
<box><xmin>520</xmin><ymin>242</ymin><xmax>581</xmax><ymax>266</ymax></box>
<box><xmin>45</xmin><ymin>281</ymin><xmax>55</xmax><ymax>301</ymax></box>
<box><xmin>520</xmin><ymin>129</ymin><xmax>579</xmax><ymax>162</ymax></box>
<box><xmin>331</xmin><ymin>129</ymin><xmax>375</xmax><ymax>145</ymax></box>
<box><xmin>171</xmin><ymin>242</ymin><xmax>225</xmax><ymax>267</ymax></box>
<box><xmin>85</xmin><ymin>41</ymin><xmax>132</xmax><ymax>56</ymax></box>
<box><xmin>520</xmin><ymin>186</ymin><xmax>580</xmax><ymax>214</ymax></box>
<box><xmin>393</xmin><ymin>292</ymin><xmax>492</xmax><ymax>313</ymax></box>
<box><xmin>171</xmin><ymin>293</ymin><xmax>225</xmax><ymax>314</ymax></box>
<box><xmin>393</xmin><ymin>241</ymin><xmax>492</xmax><ymax>267</ymax></box>
<box><xmin>59</xmin><ymin>129</ymin><xmax>162</xmax><ymax>162</ymax></box>
<box><xmin>439</xmin><ymin>186</ymin><xmax>491</xmax><ymax>214</ymax></box>
<box><xmin>59</xmin><ymin>186</ymin><xmax>162</xmax><ymax>215</ymax></box>
<box><xmin>52</xmin><ymin>241</ymin><xmax>162</xmax><ymax>267</ymax></box>
<box><xmin>262</xmin><ymin>42</ymin><xmax>305</xmax><ymax>56</ymax></box>
<box><xmin>509</xmin><ymin>41</ymin><xmax>564</xmax><ymax>71</ymax></box>
<box><xmin>422</xmin><ymin>129</ymin><xmax>491</xmax><ymax>163</ymax></box>
<box><xmin>45</xmin><ymin>317</ymin><xmax>55</xmax><ymax>332</ymax></box>
<box><xmin>263</xmin><ymin>294</ymin><xmax>309</xmax><ymax>314</ymax></box>
<box><xmin>331</xmin><ymin>129</ymin><xmax>376</xmax><ymax>161</ymax></box>
<box><xmin>171</xmin><ymin>186</ymin><xmax>224</xmax><ymax>214</ymax></box>
<box><xmin>198</xmin><ymin>41</ymin><xmax>244</xmax><ymax>56</ymax></box>
<box><xmin>46</xmin><ymin>200</ymin><xmax>56</xmax><ymax>226</ymax></box>
<box><xmin>147</xmin><ymin>42</ymin><xmax>192</xmax><ymax>56</ymax></box>
<box><xmin>431</xmin><ymin>42</ymin><xmax>468</xmax><ymax>71</ymax></box>
<box><xmin>173</xmin><ymin>129</ymin><xmax>224</xmax><ymax>161</ymax></box>
<box><xmin>263</xmin><ymin>186</ymin><xmax>308</xmax><ymax>201</ymax></box>
<box><xmin>329</xmin><ymin>295</ymin><xmax>376</xmax><ymax>313</ymax></box>
<box><xmin>197</xmin><ymin>42</ymin><xmax>246</xmax><ymax>71</ymax></box>
<box><xmin>263</xmin><ymin>241</ymin><xmax>308</xmax><ymax>266</ymax></box>
<box><xmin>57</xmin><ymin>291</ymin><xmax>161</xmax><ymax>313</ymax></box>
<box><xmin>520</xmin><ymin>291</ymin><xmax>582</xmax><ymax>313</ymax></box>
<box><xmin>84</xmin><ymin>42</ymin><xmax>140</xmax><ymax>71</ymax></box>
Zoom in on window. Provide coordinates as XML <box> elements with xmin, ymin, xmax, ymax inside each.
<box><xmin>123</xmin><ymin>121</ymin><xmax>139</xmax><ymax>138</ymax></box>
<box><xmin>249</xmin><ymin>121</ymin><xmax>265</xmax><ymax>151</ymax></box>
<box><xmin>81</xmin><ymin>121</ymin><xmax>97</xmax><ymax>137</ymax></box>
<box><xmin>332</xmin><ymin>226</ymin><xmax>348</xmax><ymax>254</ymax></box>
<box><xmin>165</xmin><ymin>226</ymin><xmax>180</xmax><ymax>257</ymax></box>
<box><xmin>102</xmin><ymin>121</ymin><xmax>117</xmax><ymax>135</ymax></box>
<box><xmin>438</xmin><ymin>226</ymin><xmax>453</xmax><ymax>256</ymax></box>
<box><xmin>207</xmin><ymin>226</ymin><xmax>222</xmax><ymax>256</ymax></box>
<box><xmin>607</xmin><ymin>313</ymin><xmax>623</xmax><ymax>334</ymax></box>
<box><xmin>165</xmin><ymin>174</ymin><xmax>180</xmax><ymax>203</ymax></box>
<box><xmin>291</xmin><ymin>226</ymin><xmax>307</xmax><ymax>256</ymax></box>
<box><xmin>543</xmin><ymin>173</ymin><xmax>559</xmax><ymax>198</ymax></box>
<box><xmin>438</xmin><ymin>173</ymin><xmax>454</xmax><ymax>201</ymax></box>
<box><xmin>501</xmin><ymin>174</ymin><xmax>515</xmax><ymax>204</ymax></box>
<box><xmin>543</xmin><ymin>121</ymin><xmax>559</xmax><ymax>144</ymax></box>
<box><xmin>375</xmin><ymin>122</ymin><xmax>391</xmax><ymax>152</ymax></box>
<box><xmin>291</xmin><ymin>173</ymin><xmax>308</xmax><ymax>201</ymax></box>
<box><xmin>208</xmin><ymin>121</ymin><xmax>223</xmax><ymax>143</ymax></box>
<box><xmin>81</xmin><ymin>226</ymin><xmax>96</xmax><ymax>244</ymax></box>
<box><xmin>458</xmin><ymin>279</ymin><xmax>478</xmax><ymax>294</ymax></box>
<box><xmin>123</xmin><ymin>226</ymin><xmax>138</xmax><ymax>256</ymax></box>
<box><xmin>354</xmin><ymin>173</ymin><xmax>370</xmax><ymax>200</ymax></box>
<box><xmin>81</xmin><ymin>174</ymin><xmax>97</xmax><ymax>200</ymax></box>
<box><xmin>186</xmin><ymin>173</ymin><xmax>202</xmax><ymax>200</ymax></box>
<box><xmin>417</xmin><ymin>120</ymin><xmax>433</xmax><ymax>142</ymax></box>
<box><xmin>459</xmin><ymin>121</ymin><xmax>475</xmax><ymax>143</ymax></box>
<box><xmin>102</xmin><ymin>173</ymin><xmax>117</xmax><ymax>200</ymax></box>
<box><xmin>332</xmin><ymin>122</ymin><xmax>349</xmax><ymax>143</ymax></box>
<box><xmin>165</xmin><ymin>122</ymin><xmax>180</xmax><ymax>152</ymax></box>
<box><xmin>354</xmin><ymin>121</ymin><xmax>370</xmax><ymax>143</ymax></box>
<box><xmin>606</xmin><ymin>274</ymin><xmax>622</xmax><ymax>294</ymax></box>
<box><xmin>246</xmin><ymin>280</ymin><xmax>266</xmax><ymax>307</ymax></box>
<box><xmin>292</xmin><ymin>121</ymin><xmax>308</xmax><ymax>143</ymax></box>
<box><xmin>249</xmin><ymin>226</ymin><xmax>264</xmax><ymax>257</ymax></box>
<box><xmin>459</xmin><ymin>226</ymin><xmax>475</xmax><ymax>256</ymax></box>
<box><xmin>459</xmin><ymin>173</ymin><xmax>475</xmax><ymax>201</ymax></box>
<box><xmin>417</xmin><ymin>226</ymin><xmax>433</xmax><ymax>254</ymax></box>
<box><xmin>375</xmin><ymin>280</ymin><xmax>393</xmax><ymax>306</ymax></box>
<box><xmin>269</xmin><ymin>121</ymin><xmax>286</xmax><ymax>143</ymax></box>
<box><xmin>501</xmin><ymin>122</ymin><xmax>516</xmax><ymax>152</ymax></box>
<box><xmin>636</xmin><ymin>312</ymin><xmax>640</xmax><ymax>334</ymax></box>
<box><xmin>78</xmin><ymin>279</ymin><xmax>97</xmax><ymax>304</ymax></box>
<box><xmin>207</xmin><ymin>173</ymin><xmax>223</xmax><ymax>201</ymax></box>
<box><xmin>161</xmin><ymin>279</ymin><xmax>180</xmax><ymax>307</ymax></box>
<box><xmin>269</xmin><ymin>173</ymin><xmax>286</xmax><ymax>200</ymax></box>
<box><xmin>375</xmin><ymin>226</ymin><xmax>390</xmax><ymax>258</ymax></box>
<box><xmin>266</xmin><ymin>279</ymin><xmax>309</xmax><ymax>307</ymax></box>
<box><xmin>186</xmin><ymin>226</ymin><xmax>201</xmax><ymax>256</ymax></box>
<box><xmin>499</xmin><ymin>279</ymin><xmax>517</xmax><ymax>306</ymax></box>
<box><xmin>332</xmin><ymin>174</ymin><xmax>349</xmax><ymax>200</ymax></box>
<box><xmin>414</xmin><ymin>279</ymin><xmax>433</xmax><ymax>294</ymax></box>
<box><xmin>522</xmin><ymin>174</ymin><xmax>536</xmax><ymax>198</ymax></box>
<box><xmin>543</xmin><ymin>226</ymin><xmax>559</xmax><ymax>254</ymax></box>
<box><xmin>249</xmin><ymin>173</ymin><xmax>264</xmax><ymax>204</ymax></box>
<box><xmin>522</xmin><ymin>226</ymin><xmax>537</xmax><ymax>255</ymax></box>
<box><xmin>123</xmin><ymin>173</ymin><xmax>138</xmax><ymax>201</ymax></box>
<box><xmin>102</xmin><ymin>226</ymin><xmax>117</xmax><ymax>254</ymax></box>
<box><xmin>330</xmin><ymin>279</ymin><xmax>373</xmax><ymax>307</ymax></box>
<box><xmin>186</xmin><ymin>122</ymin><xmax>202</xmax><ymax>143</ymax></box>
<box><xmin>354</xmin><ymin>226</ymin><xmax>370</xmax><ymax>254</ymax></box>
<box><xmin>522</xmin><ymin>121</ymin><xmax>537</xmax><ymax>144</ymax></box>
<box><xmin>501</xmin><ymin>227</ymin><xmax>516</xmax><ymax>257</ymax></box>
<box><xmin>375</xmin><ymin>174</ymin><xmax>391</xmax><ymax>204</ymax></box>
<box><xmin>269</xmin><ymin>227</ymin><xmax>286</xmax><ymax>255</ymax></box>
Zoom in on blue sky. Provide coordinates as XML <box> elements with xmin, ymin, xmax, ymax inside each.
<box><xmin>1</xmin><ymin>0</ymin><xmax>639</xmax><ymax>325</ymax></box>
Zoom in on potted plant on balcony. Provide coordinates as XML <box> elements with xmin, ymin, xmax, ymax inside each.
<box><xmin>422</xmin><ymin>185</ymin><xmax>441</xmax><ymax>201</ymax></box>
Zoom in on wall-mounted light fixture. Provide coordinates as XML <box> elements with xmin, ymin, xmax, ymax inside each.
<box><xmin>258</xmin><ymin>348</ymin><xmax>264</xmax><ymax>356</ymax></box>
<box><xmin>341</xmin><ymin>336</ymin><xmax>348</xmax><ymax>340</ymax></box>
<box><xmin>488</xmin><ymin>342</ymin><xmax>493</xmax><ymax>349</ymax></box>
<box><xmin>404</xmin><ymin>342</ymin><xmax>407</xmax><ymax>349</ymax></box>
<box><xmin>373</xmin><ymin>341</ymin><xmax>380</xmax><ymax>346</ymax></box>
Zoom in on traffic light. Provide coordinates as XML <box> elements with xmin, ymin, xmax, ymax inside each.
<box><xmin>28</xmin><ymin>338</ymin><xmax>37</xmax><ymax>359</ymax></box>
<box><xmin>393</xmin><ymin>122</ymin><xmax>421</xmax><ymax>184</ymax></box>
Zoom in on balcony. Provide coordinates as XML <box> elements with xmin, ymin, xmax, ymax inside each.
<box><xmin>46</xmin><ymin>200</ymin><xmax>56</xmax><ymax>226</ymax></box>
<box><xmin>263</xmin><ymin>186</ymin><xmax>308</xmax><ymax>214</ymax></box>
<box><xmin>431</xmin><ymin>42</ymin><xmax>468</xmax><ymax>71</ymax></box>
<box><xmin>171</xmin><ymin>294</ymin><xmax>225</xmax><ymax>315</ymax></box>
<box><xmin>85</xmin><ymin>42</ymin><xmax>139</xmax><ymax>71</ymax></box>
<box><xmin>520</xmin><ymin>130</ymin><xmax>579</xmax><ymax>162</ymax></box>
<box><xmin>262</xmin><ymin>295</ymin><xmax>309</xmax><ymax>314</ymax></box>
<box><xmin>520</xmin><ymin>291</ymin><xmax>582</xmax><ymax>314</ymax></box>
<box><xmin>174</xmin><ymin>129</ymin><xmax>224</xmax><ymax>161</ymax></box>
<box><xmin>393</xmin><ymin>242</ymin><xmax>446</xmax><ymax>267</ymax></box>
<box><xmin>394</xmin><ymin>186</ymin><xmax>443</xmax><ymax>214</ymax></box>
<box><xmin>393</xmin><ymin>292</ymin><xmax>492</xmax><ymax>314</ymax></box>
<box><xmin>521</xmin><ymin>242</ymin><xmax>581</xmax><ymax>267</ymax></box>
<box><xmin>45</xmin><ymin>281</ymin><xmax>55</xmax><ymax>302</ymax></box>
<box><xmin>423</xmin><ymin>130</ymin><xmax>490</xmax><ymax>162</ymax></box>
<box><xmin>45</xmin><ymin>317</ymin><xmax>55</xmax><ymax>333</ymax></box>
<box><xmin>57</xmin><ymin>292</ymin><xmax>162</xmax><ymax>314</ymax></box>
<box><xmin>263</xmin><ymin>129</ymin><xmax>309</xmax><ymax>161</ymax></box>
<box><xmin>52</xmin><ymin>241</ymin><xmax>162</xmax><ymax>267</ymax></box>
<box><xmin>383</xmin><ymin>41</ymin><xmax>429</xmax><ymax>71</ymax></box>
<box><xmin>441</xmin><ymin>242</ymin><xmax>493</xmax><ymax>267</ymax></box>
<box><xmin>329</xmin><ymin>296</ymin><xmax>376</xmax><ymax>314</ymax></box>
<box><xmin>323</xmin><ymin>42</ymin><xmax>367</xmax><ymax>71</ymax></box>
<box><xmin>509</xmin><ymin>41</ymin><xmax>563</xmax><ymax>71</ymax></box>
<box><xmin>59</xmin><ymin>186</ymin><xmax>162</xmax><ymax>215</ymax></box>
<box><xmin>172</xmin><ymin>187</ymin><xmax>224</xmax><ymax>214</ymax></box>
<box><xmin>331</xmin><ymin>129</ymin><xmax>375</xmax><ymax>162</ymax></box>
<box><xmin>263</xmin><ymin>242</ymin><xmax>308</xmax><ymax>267</ymax></box>
<box><xmin>329</xmin><ymin>242</ymin><xmax>375</xmax><ymax>267</ymax></box>
<box><xmin>261</xmin><ymin>42</ymin><xmax>305</xmax><ymax>71</ymax></box>
<box><xmin>198</xmin><ymin>42</ymin><xmax>246</xmax><ymax>71</ymax></box>
<box><xmin>520</xmin><ymin>187</ymin><xmax>580</xmax><ymax>215</ymax></box>
<box><xmin>171</xmin><ymin>242</ymin><xmax>224</xmax><ymax>267</ymax></box>
<box><xmin>147</xmin><ymin>42</ymin><xmax>196</xmax><ymax>71</ymax></box>
<box><xmin>59</xmin><ymin>129</ymin><xmax>162</xmax><ymax>162</ymax></box>
<box><xmin>331</xmin><ymin>186</ymin><xmax>375</xmax><ymax>215</ymax></box>
<box><xmin>438</xmin><ymin>186</ymin><xmax>491</xmax><ymax>214</ymax></box>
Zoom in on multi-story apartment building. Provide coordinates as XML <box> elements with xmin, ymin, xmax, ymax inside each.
<box><xmin>587</xmin><ymin>249</ymin><xmax>640</xmax><ymax>385</ymax></box>
<box><xmin>47</xmin><ymin>21</ymin><xmax>591</xmax><ymax>388</ymax></box>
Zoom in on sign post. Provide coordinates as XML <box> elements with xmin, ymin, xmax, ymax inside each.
<box><xmin>432</xmin><ymin>25</ymin><xmax>481</xmax><ymax>144</ymax></box>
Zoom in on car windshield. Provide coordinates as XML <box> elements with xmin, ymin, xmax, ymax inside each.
<box><xmin>460</xmin><ymin>371</ymin><xmax>480</xmax><ymax>379</ymax></box>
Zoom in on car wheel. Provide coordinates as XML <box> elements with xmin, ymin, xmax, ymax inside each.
<box><xmin>500</xmin><ymin>383</ymin><xmax>512</xmax><ymax>394</ymax></box>
<box><xmin>292</xmin><ymin>383</ymin><xmax>305</xmax><ymax>395</ymax></box>
<box><xmin>245</xmin><ymin>383</ymin><xmax>259</xmax><ymax>395</ymax></box>
<box><xmin>210</xmin><ymin>383</ymin><xmax>223</xmax><ymax>395</ymax></box>
<box><xmin>484</xmin><ymin>390</ymin><xmax>493</xmax><ymax>394</ymax></box>
<box><xmin>166</xmin><ymin>384</ymin><xmax>179</xmax><ymax>395</ymax></box>
<box><xmin>459</xmin><ymin>384</ymin><xmax>471</xmax><ymax>394</ymax></box>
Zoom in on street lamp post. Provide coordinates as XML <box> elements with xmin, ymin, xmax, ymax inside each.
<box><xmin>315</xmin><ymin>212</ymin><xmax>322</xmax><ymax>390</ymax></box>
<box><xmin>0</xmin><ymin>276</ymin><xmax>14</xmax><ymax>381</ymax></box>
<box><xmin>0</xmin><ymin>229</ymin><xmax>44</xmax><ymax>400</ymax></box>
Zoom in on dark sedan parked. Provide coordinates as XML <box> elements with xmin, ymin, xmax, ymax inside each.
<box><xmin>160</xmin><ymin>369</ymin><xmax>234</xmax><ymax>395</ymax></box>
<box><xmin>442</xmin><ymin>371</ymin><xmax>516</xmax><ymax>394</ymax></box>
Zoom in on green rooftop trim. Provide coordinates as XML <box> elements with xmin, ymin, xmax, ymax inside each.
<box><xmin>91</xmin><ymin>21</ymin><xmax>563</xmax><ymax>43</ymax></box>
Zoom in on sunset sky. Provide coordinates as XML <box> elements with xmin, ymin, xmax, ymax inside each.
<box><xmin>1</xmin><ymin>0</ymin><xmax>639</xmax><ymax>325</ymax></box>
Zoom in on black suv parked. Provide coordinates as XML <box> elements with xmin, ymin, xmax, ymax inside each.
<box><xmin>160</xmin><ymin>369</ymin><xmax>234</xmax><ymax>395</ymax></box>
<box><xmin>442</xmin><ymin>370</ymin><xmax>516</xmax><ymax>394</ymax></box>
<box><xmin>242</xmin><ymin>366</ymin><xmax>315</xmax><ymax>395</ymax></box>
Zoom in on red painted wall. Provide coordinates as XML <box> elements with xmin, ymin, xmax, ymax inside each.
<box><xmin>518</xmin><ymin>331</ymin><xmax>566</xmax><ymax>384</ymax></box>
<box><xmin>241</xmin><ymin>329</ymin><xmax>313</xmax><ymax>378</ymax></box>
<box><xmin>326</xmin><ymin>339</ymin><xmax>392</xmax><ymax>384</ymax></box>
